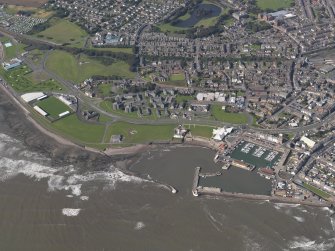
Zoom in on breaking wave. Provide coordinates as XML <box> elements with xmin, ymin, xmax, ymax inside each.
<box><xmin>288</xmin><ymin>236</ymin><xmax>335</xmax><ymax>250</ymax></box>
<box><xmin>62</xmin><ymin>208</ymin><xmax>81</xmax><ymax>217</ymax></box>
<box><xmin>134</xmin><ymin>221</ymin><xmax>146</xmax><ymax>230</ymax></box>
<box><xmin>0</xmin><ymin>133</ymin><xmax>148</xmax><ymax>200</ymax></box>
<box><xmin>293</xmin><ymin>216</ymin><xmax>305</xmax><ymax>223</ymax></box>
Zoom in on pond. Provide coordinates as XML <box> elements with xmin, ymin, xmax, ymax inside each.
<box><xmin>174</xmin><ymin>3</ymin><xmax>221</xmax><ymax>28</ymax></box>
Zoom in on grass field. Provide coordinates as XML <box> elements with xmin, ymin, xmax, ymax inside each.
<box><xmin>52</xmin><ymin>114</ymin><xmax>106</xmax><ymax>143</ymax></box>
<box><xmin>170</xmin><ymin>73</ymin><xmax>185</xmax><ymax>81</ymax></box>
<box><xmin>92</xmin><ymin>47</ymin><xmax>133</xmax><ymax>54</ymax></box>
<box><xmin>303</xmin><ymin>183</ymin><xmax>331</xmax><ymax>200</ymax></box>
<box><xmin>252</xmin><ymin>114</ymin><xmax>260</xmax><ymax>127</ymax></box>
<box><xmin>36</xmin><ymin>19</ymin><xmax>87</xmax><ymax>47</ymax></box>
<box><xmin>98</xmin><ymin>83</ymin><xmax>112</xmax><ymax>97</ymax></box>
<box><xmin>37</xmin><ymin>96</ymin><xmax>71</xmax><ymax>119</ymax></box>
<box><xmin>106</xmin><ymin>122</ymin><xmax>175</xmax><ymax>144</ymax></box>
<box><xmin>0</xmin><ymin>37</ymin><xmax>26</xmax><ymax>60</ymax></box>
<box><xmin>211</xmin><ymin>104</ymin><xmax>248</xmax><ymax>124</ymax></box>
<box><xmin>161</xmin><ymin>81</ymin><xmax>187</xmax><ymax>87</ymax></box>
<box><xmin>156</xmin><ymin>22</ymin><xmax>188</xmax><ymax>33</ymax></box>
<box><xmin>0</xmin><ymin>0</ymin><xmax>47</xmax><ymax>7</ymax></box>
<box><xmin>186</xmin><ymin>124</ymin><xmax>214</xmax><ymax>138</ymax></box>
<box><xmin>26</xmin><ymin>70</ymin><xmax>50</xmax><ymax>82</ymax></box>
<box><xmin>26</xmin><ymin>49</ymin><xmax>45</xmax><ymax>65</ymax></box>
<box><xmin>0</xmin><ymin>65</ymin><xmax>64</xmax><ymax>93</ymax></box>
<box><xmin>45</xmin><ymin>50</ymin><xmax>135</xmax><ymax>83</ymax></box>
<box><xmin>162</xmin><ymin>74</ymin><xmax>187</xmax><ymax>87</ymax></box>
<box><xmin>32</xmin><ymin>79</ymin><xmax>64</xmax><ymax>92</ymax></box>
<box><xmin>4</xmin><ymin>5</ymin><xmax>53</xmax><ymax>18</ymax></box>
<box><xmin>256</xmin><ymin>0</ymin><xmax>294</xmax><ymax>11</ymax></box>
<box><xmin>236</xmin><ymin>90</ymin><xmax>246</xmax><ymax>97</ymax></box>
<box><xmin>179</xmin><ymin>13</ymin><xmax>191</xmax><ymax>21</ymax></box>
<box><xmin>175</xmin><ymin>95</ymin><xmax>194</xmax><ymax>103</ymax></box>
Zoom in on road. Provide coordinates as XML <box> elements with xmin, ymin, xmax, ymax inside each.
<box><xmin>0</xmin><ymin>22</ymin><xmax>333</xmax><ymax>136</ymax></box>
<box><xmin>20</xmin><ymin>48</ymin><xmax>335</xmax><ymax>135</ymax></box>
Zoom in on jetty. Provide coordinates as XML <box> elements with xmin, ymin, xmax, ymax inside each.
<box><xmin>199</xmin><ymin>171</ymin><xmax>222</xmax><ymax>178</ymax></box>
<box><xmin>192</xmin><ymin>167</ymin><xmax>201</xmax><ymax>196</ymax></box>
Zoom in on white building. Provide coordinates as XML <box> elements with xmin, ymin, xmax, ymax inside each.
<box><xmin>212</xmin><ymin>127</ymin><xmax>233</xmax><ymax>141</ymax></box>
<box><xmin>300</xmin><ymin>136</ymin><xmax>316</xmax><ymax>149</ymax></box>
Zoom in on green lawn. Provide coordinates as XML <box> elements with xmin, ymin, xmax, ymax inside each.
<box><xmin>252</xmin><ymin>114</ymin><xmax>260</xmax><ymax>127</ymax></box>
<box><xmin>36</xmin><ymin>19</ymin><xmax>87</xmax><ymax>47</ymax></box>
<box><xmin>106</xmin><ymin>122</ymin><xmax>175</xmax><ymax>144</ymax></box>
<box><xmin>0</xmin><ymin>37</ymin><xmax>26</xmax><ymax>60</ymax></box>
<box><xmin>236</xmin><ymin>90</ymin><xmax>246</xmax><ymax>97</ymax></box>
<box><xmin>156</xmin><ymin>23</ymin><xmax>188</xmax><ymax>33</ymax></box>
<box><xmin>4</xmin><ymin>5</ymin><xmax>53</xmax><ymax>18</ymax></box>
<box><xmin>250</xmin><ymin>44</ymin><xmax>262</xmax><ymax>51</ymax></box>
<box><xmin>186</xmin><ymin>124</ymin><xmax>214</xmax><ymax>138</ymax></box>
<box><xmin>27</xmin><ymin>49</ymin><xmax>45</xmax><ymax>66</ymax></box>
<box><xmin>33</xmin><ymin>79</ymin><xmax>64</xmax><ymax>92</ymax></box>
<box><xmin>37</xmin><ymin>96</ymin><xmax>71</xmax><ymax>119</ymax></box>
<box><xmin>161</xmin><ymin>81</ymin><xmax>187</xmax><ymax>87</ymax></box>
<box><xmin>256</xmin><ymin>0</ymin><xmax>294</xmax><ymax>11</ymax></box>
<box><xmin>52</xmin><ymin>114</ymin><xmax>106</xmax><ymax>143</ymax></box>
<box><xmin>175</xmin><ymin>95</ymin><xmax>194</xmax><ymax>103</ymax></box>
<box><xmin>0</xmin><ymin>65</ymin><xmax>64</xmax><ymax>93</ymax></box>
<box><xmin>99</xmin><ymin>114</ymin><xmax>113</xmax><ymax>123</ymax></box>
<box><xmin>98</xmin><ymin>83</ymin><xmax>112</xmax><ymax>97</ymax></box>
<box><xmin>45</xmin><ymin>50</ymin><xmax>135</xmax><ymax>83</ymax></box>
<box><xmin>26</xmin><ymin>70</ymin><xmax>51</xmax><ymax>83</ymax></box>
<box><xmin>170</xmin><ymin>73</ymin><xmax>185</xmax><ymax>81</ymax></box>
<box><xmin>303</xmin><ymin>183</ymin><xmax>331</xmax><ymax>200</ymax></box>
<box><xmin>92</xmin><ymin>47</ymin><xmax>133</xmax><ymax>54</ymax></box>
<box><xmin>211</xmin><ymin>104</ymin><xmax>248</xmax><ymax>124</ymax></box>
<box><xmin>179</xmin><ymin>13</ymin><xmax>191</xmax><ymax>21</ymax></box>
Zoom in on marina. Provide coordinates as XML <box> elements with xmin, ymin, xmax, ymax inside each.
<box><xmin>241</xmin><ymin>142</ymin><xmax>255</xmax><ymax>154</ymax></box>
<box><xmin>265</xmin><ymin>151</ymin><xmax>279</xmax><ymax>162</ymax></box>
<box><xmin>230</xmin><ymin>141</ymin><xmax>282</xmax><ymax>169</ymax></box>
<box><xmin>252</xmin><ymin>146</ymin><xmax>266</xmax><ymax>158</ymax></box>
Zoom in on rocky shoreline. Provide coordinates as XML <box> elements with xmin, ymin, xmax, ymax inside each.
<box><xmin>0</xmin><ymin>86</ymin><xmax>122</xmax><ymax>171</ymax></box>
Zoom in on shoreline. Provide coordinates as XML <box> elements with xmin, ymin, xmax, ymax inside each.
<box><xmin>0</xmin><ymin>82</ymin><xmax>153</xmax><ymax>157</ymax></box>
<box><xmin>1</xmin><ymin>83</ymin><xmax>333</xmax><ymax>208</ymax></box>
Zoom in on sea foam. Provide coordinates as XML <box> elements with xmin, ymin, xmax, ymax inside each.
<box><xmin>62</xmin><ymin>208</ymin><xmax>81</xmax><ymax>217</ymax></box>
<box><xmin>0</xmin><ymin>133</ymin><xmax>148</xmax><ymax>201</ymax></box>
<box><xmin>134</xmin><ymin>221</ymin><xmax>145</xmax><ymax>230</ymax></box>
<box><xmin>288</xmin><ymin>236</ymin><xmax>335</xmax><ymax>250</ymax></box>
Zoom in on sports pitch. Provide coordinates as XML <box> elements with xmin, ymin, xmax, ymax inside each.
<box><xmin>36</xmin><ymin>96</ymin><xmax>71</xmax><ymax>120</ymax></box>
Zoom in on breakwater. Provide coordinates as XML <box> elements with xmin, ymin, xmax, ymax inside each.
<box><xmin>192</xmin><ymin>166</ymin><xmax>331</xmax><ymax>207</ymax></box>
